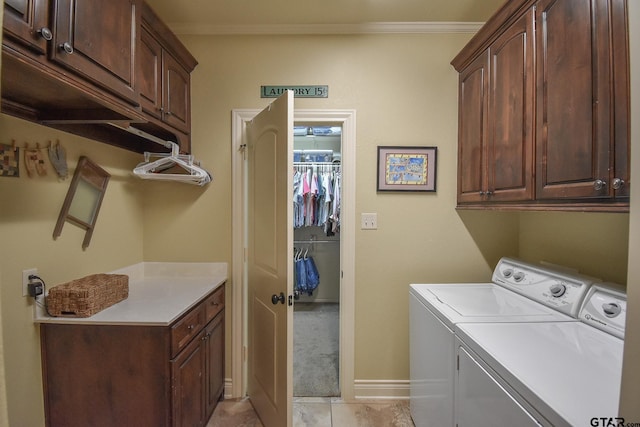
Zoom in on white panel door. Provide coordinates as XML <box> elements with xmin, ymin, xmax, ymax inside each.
<box><xmin>246</xmin><ymin>91</ymin><xmax>294</xmax><ymax>427</ymax></box>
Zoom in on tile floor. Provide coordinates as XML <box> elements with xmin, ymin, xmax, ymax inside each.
<box><xmin>207</xmin><ymin>397</ymin><xmax>415</xmax><ymax>427</ymax></box>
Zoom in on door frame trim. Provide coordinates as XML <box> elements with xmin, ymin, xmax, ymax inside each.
<box><xmin>231</xmin><ymin>108</ymin><xmax>356</xmax><ymax>401</ymax></box>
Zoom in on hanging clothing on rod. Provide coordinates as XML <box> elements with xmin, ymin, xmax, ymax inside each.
<box><xmin>293</xmin><ymin>163</ymin><xmax>341</xmax><ymax>234</ymax></box>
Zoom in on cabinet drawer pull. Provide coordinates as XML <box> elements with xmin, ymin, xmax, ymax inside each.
<box><xmin>59</xmin><ymin>42</ymin><xmax>74</xmax><ymax>54</ymax></box>
<box><xmin>593</xmin><ymin>179</ymin><xmax>607</xmax><ymax>191</ymax></box>
<box><xmin>187</xmin><ymin>324</ymin><xmax>195</xmax><ymax>330</ymax></box>
<box><xmin>38</xmin><ymin>27</ymin><xmax>53</xmax><ymax>41</ymax></box>
<box><xmin>612</xmin><ymin>178</ymin><xmax>625</xmax><ymax>190</ymax></box>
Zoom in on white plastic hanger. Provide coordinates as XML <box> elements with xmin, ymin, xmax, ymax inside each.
<box><xmin>133</xmin><ymin>141</ymin><xmax>211</xmax><ymax>186</ymax></box>
<box><xmin>107</xmin><ymin>123</ymin><xmax>211</xmax><ymax>186</ymax></box>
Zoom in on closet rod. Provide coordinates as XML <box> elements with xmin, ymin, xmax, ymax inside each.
<box><xmin>294</xmin><ymin>239</ymin><xmax>339</xmax><ymax>244</ymax></box>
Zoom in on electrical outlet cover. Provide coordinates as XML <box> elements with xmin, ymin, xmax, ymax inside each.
<box><xmin>22</xmin><ymin>268</ymin><xmax>37</xmax><ymax>297</ymax></box>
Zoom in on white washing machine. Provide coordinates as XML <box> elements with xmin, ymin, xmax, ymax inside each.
<box><xmin>455</xmin><ymin>284</ymin><xmax>626</xmax><ymax>426</ymax></box>
<box><xmin>409</xmin><ymin>257</ymin><xmax>596</xmax><ymax>427</ymax></box>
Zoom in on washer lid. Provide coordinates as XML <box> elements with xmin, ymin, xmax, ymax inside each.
<box><xmin>456</xmin><ymin>321</ymin><xmax>623</xmax><ymax>427</ymax></box>
<box><xmin>410</xmin><ymin>284</ymin><xmax>572</xmax><ymax>328</ymax></box>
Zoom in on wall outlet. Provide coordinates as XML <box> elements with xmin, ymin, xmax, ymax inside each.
<box><xmin>361</xmin><ymin>213</ymin><xmax>378</xmax><ymax>230</ymax></box>
<box><xmin>22</xmin><ymin>268</ymin><xmax>38</xmax><ymax>297</ymax></box>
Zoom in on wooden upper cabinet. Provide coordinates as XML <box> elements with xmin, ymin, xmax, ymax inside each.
<box><xmin>452</xmin><ymin>0</ymin><xmax>629</xmax><ymax>211</ymax></box>
<box><xmin>487</xmin><ymin>9</ymin><xmax>534</xmax><ymax>202</ymax></box>
<box><xmin>50</xmin><ymin>0</ymin><xmax>139</xmax><ymax>105</ymax></box>
<box><xmin>139</xmin><ymin>2</ymin><xmax>196</xmax><ymax>136</ymax></box>
<box><xmin>163</xmin><ymin>52</ymin><xmax>191</xmax><ymax>134</ymax></box>
<box><xmin>139</xmin><ymin>26</ymin><xmax>163</xmax><ymax>120</ymax></box>
<box><xmin>3</xmin><ymin>0</ymin><xmax>50</xmax><ymax>55</ymax></box>
<box><xmin>457</xmin><ymin>9</ymin><xmax>534</xmax><ymax>205</ymax></box>
<box><xmin>535</xmin><ymin>0</ymin><xmax>612</xmax><ymax>200</ymax></box>
<box><xmin>457</xmin><ymin>51</ymin><xmax>489</xmax><ymax>204</ymax></box>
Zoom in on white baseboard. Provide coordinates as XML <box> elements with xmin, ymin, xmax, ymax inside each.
<box><xmin>223</xmin><ymin>378</ymin><xmax>410</xmax><ymax>401</ymax></box>
<box><xmin>353</xmin><ymin>380</ymin><xmax>410</xmax><ymax>400</ymax></box>
<box><xmin>224</xmin><ymin>378</ymin><xmax>233</xmax><ymax>399</ymax></box>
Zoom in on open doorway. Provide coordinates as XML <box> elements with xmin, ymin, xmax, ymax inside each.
<box><xmin>231</xmin><ymin>108</ymin><xmax>356</xmax><ymax>403</ymax></box>
<box><xmin>293</xmin><ymin>125</ymin><xmax>342</xmax><ymax>397</ymax></box>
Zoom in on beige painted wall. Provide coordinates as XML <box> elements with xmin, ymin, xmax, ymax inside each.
<box><xmin>518</xmin><ymin>212</ymin><xmax>629</xmax><ymax>284</ymax></box>
<box><xmin>620</xmin><ymin>0</ymin><xmax>640</xmax><ymax>419</ymax></box>
<box><xmin>0</xmin><ymin>115</ymin><xmax>145</xmax><ymax>426</ymax></box>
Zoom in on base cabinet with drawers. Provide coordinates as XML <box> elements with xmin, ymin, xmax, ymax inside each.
<box><xmin>40</xmin><ymin>284</ymin><xmax>225</xmax><ymax>427</ymax></box>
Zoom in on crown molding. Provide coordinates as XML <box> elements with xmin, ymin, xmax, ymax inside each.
<box><xmin>168</xmin><ymin>21</ymin><xmax>484</xmax><ymax>36</ymax></box>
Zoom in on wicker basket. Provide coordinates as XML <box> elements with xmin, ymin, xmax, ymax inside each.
<box><xmin>46</xmin><ymin>274</ymin><xmax>129</xmax><ymax>317</ymax></box>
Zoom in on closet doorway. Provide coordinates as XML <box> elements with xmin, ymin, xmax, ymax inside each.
<box><xmin>293</xmin><ymin>125</ymin><xmax>341</xmax><ymax>397</ymax></box>
<box><xmin>231</xmin><ymin>109</ymin><xmax>356</xmax><ymax>402</ymax></box>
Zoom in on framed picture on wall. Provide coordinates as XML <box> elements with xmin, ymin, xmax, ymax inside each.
<box><xmin>376</xmin><ymin>146</ymin><xmax>437</xmax><ymax>192</ymax></box>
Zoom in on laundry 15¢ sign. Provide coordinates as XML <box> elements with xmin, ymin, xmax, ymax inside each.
<box><xmin>261</xmin><ymin>85</ymin><xmax>328</xmax><ymax>98</ymax></box>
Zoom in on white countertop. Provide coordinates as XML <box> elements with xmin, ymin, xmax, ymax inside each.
<box><xmin>34</xmin><ymin>262</ymin><xmax>227</xmax><ymax>326</ymax></box>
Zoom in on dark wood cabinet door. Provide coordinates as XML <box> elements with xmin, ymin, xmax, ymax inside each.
<box><xmin>50</xmin><ymin>0</ymin><xmax>139</xmax><ymax>105</ymax></box>
<box><xmin>457</xmin><ymin>50</ymin><xmax>489</xmax><ymax>204</ymax></box>
<box><xmin>487</xmin><ymin>9</ymin><xmax>534</xmax><ymax>202</ymax></box>
<box><xmin>163</xmin><ymin>52</ymin><xmax>191</xmax><ymax>134</ymax></box>
<box><xmin>139</xmin><ymin>25</ymin><xmax>163</xmax><ymax>119</ymax></box>
<box><xmin>535</xmin><ymin>0</ymin><xmax>611</xmax><ymax>200</ymax></box>
<box><xmin>205</xmin><ymin>312</ymin><xmax>225</xmax><ymax>418</ymax></box>
<box><xmin>3</xmin><ymin>0</ymin><xmax>49</xmax><ymax>55</ymax></box>
<box><xmin>610</xmin><ymin>0</ymin><xmax>630</xmax><ymax>200</ymax></box>
<box><xmin>172</xmin><ymin>331</ymin><xmax>206</xmax><ymax>427</ymax></box>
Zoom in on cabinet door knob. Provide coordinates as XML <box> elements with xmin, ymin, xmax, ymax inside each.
<box><xmin>486</xmin><ymin>191</ymin><xmax>493</xmax><ymax>196</ymax></box>
<box><xmin>38</xmin><ymin>27</ymin><xmax>53</xmax><ymax>41</ymax></box>
<box><xmin>479</xmin><ymin>191</ymin><xmax>485</xmax><ymax>196</ymax></box>
<box><xmin>59</xmin><ymin>42</ymin><xmax>74</xmax><ymax>54</ymax></box>
<box><xmin>612</xmin><ymin>178</ymin><xmax>625</xmax><ymax>190</ymax></box>
<box><xmin>593</xmin><ymin>179</ymin><xmax>607</xmax><ymax>191</ymax></box>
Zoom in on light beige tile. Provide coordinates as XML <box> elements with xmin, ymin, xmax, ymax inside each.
<box><xmin>293</xmin><ymin>401</ymin><xmax>333</xmax><ymax>426</ymax></box>
<box><xmin>207</xmin><ymin>398</ymin><xmax>264</xmax><ymax>427</ymax></box>
<box><xmin>330</xmin><ymin>401</ymin><xmax>414</xmax><ymax>427</ymax></box>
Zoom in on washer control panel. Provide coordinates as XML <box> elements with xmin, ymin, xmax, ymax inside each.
<box><xmin>492</xmin><ymin>257</ymin><xmax>596</xmax><ymax>317</ymax></box>
<box><xmin>579</xmin><ymin>284</ymin><xmax>627</xmax><ymax>339</ymax></box>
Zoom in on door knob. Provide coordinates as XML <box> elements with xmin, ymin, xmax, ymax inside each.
<box><xmin>271</xmin><ymin>292</ymin><xmax>285</xmax><ymax>305</ymax></box>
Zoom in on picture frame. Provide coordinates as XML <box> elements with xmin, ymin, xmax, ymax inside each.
<box><xmin>376</xmin><ymin>146</ymin><xmax>437</xmax><ymax>192</ymax></box>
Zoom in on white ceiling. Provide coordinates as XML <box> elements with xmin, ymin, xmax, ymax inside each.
<box><xmin>146</xmin><ymin>0</ymin><xmax>506</xmax><ymax>34</ymax></box>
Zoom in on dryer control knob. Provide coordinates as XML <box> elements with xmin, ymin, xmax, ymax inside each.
<box><xmin>550</xmin><ymin>284</ymin><xmax>567</xmax><ymax>297</ymax></box>
<box><xmin>503</xmin><ymin>269</ymin><xmax>513</xmax><ymax>278</ymax></box>
<box><xmin>513</xmin><ymin>272</ymin><xmax>525</xmax><ymax>282</ymax></box>
<box><xmin>603</xmin><ymin>303</ymin><xmax>621</xmax><ymax>318</ymax></box>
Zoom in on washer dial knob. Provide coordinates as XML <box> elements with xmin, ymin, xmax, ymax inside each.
<box><xmin>513</xmin><ymin>272</ymin><xmax>525</xmax><ymax>282</ymax></box>
<box><xmin>503</xmin><ymin>269</ymin><xmax>513</xmax><ymax>278</ymax></box>
<box><xmin>603</xmin><ymin>303</ymin><xmax>621</xmax><ymax>318</ymax></box>
<box><xmin>550</xmin><ymin>284</ymin><xmax>567</xmax><ymax>297</ymax></box>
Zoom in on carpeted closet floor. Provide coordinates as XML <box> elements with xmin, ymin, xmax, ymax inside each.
<box><xmin>294</xmin><ymin>302</ymin><xmax>340</xmax><ymax>397</ymax></box>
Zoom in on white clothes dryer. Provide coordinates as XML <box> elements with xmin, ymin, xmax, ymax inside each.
<box><xmin>409</xmin><ymin>257</ymin><xmax>596</xmax><ymax>427</ymax></box>
<box><xmin>454</xmin><ymin>284</ymin><xmax>626</xmax><ymax>426</ymax></box>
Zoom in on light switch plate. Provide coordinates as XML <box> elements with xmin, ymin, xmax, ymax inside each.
<box><xmin>361</xmin><ymin>213</ymin><xmax>378</xmax><ymax>230</ymax></box>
